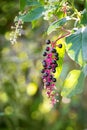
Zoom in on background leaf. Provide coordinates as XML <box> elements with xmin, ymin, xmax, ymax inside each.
<box><xmin>47</xmin><ymin>17</ymin><xmax>71</xmax><ymax>35</ymax></box>
<box><xmin>65</xmin><ymin>27</ymin><xmax>87</xmax><ymax>66</ymax></box>
<box><xmin>81</xmin><ymin>10</ymin><xmax>87</xmax><ymax>25</ymax></box>
<box><xmin>61</xmin><ymin>69</ymin><xmax>85</xmax><ymax>97</ymax></box>
<box><xmin>26</xmin><ymin>0</ymin><xmax>41</xmax><ymax>6</ymax></box>
<box><xmin>20</xmin><ymin>0</ymin><xmax>26</xmax><ymax>10</ymax></box>
<box><xmin>83</xmin><ymin>64</ymin><xmax>87</xmax><ymax>77</ymax></box>
<box><xmin>19</xmin><ymin>6</ymin><xmax>44</xmax><ymax>22</ymax></box>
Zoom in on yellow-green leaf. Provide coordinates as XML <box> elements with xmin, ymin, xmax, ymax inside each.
<box><xmin>54</xmin><ymin>39</ymin><xmax>65</xmax><ymax>79</ymax></box>
<box><xmin>61</xmin><ymin>70</ymin><xmax>85</xmax><ymax>98</ymax></box>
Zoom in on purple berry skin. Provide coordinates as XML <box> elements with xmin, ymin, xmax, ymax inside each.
<box><xmin>48</xmin><ymin>65</ymin><xmax>52</xmax><ymax>69</ymax></box>
<box><xmin>46</xmin><ymin>82</ymin><xmax>50</xmax><ymax>86</ymax></box>
<box><xmin>49</xmin><ymin>75</ymin><xmax>53</xmax><ymax>80</ymax></box>
<box><xmin>58</xmin><ymin>44</ymin><xmax>62</xmax><ymax>48</ymax></box>
<box><xmin>46</xmin><ymin>47</ymin><xmax>50</xmax><ymax>51</ymax></box>
<box><xmin>42</xmin><ymin>62</ymin><xmax>47</xmax><ymax>67</ymax></box>
<box><xmin>52</xmin><ymin>60</ymin><xmax>56</xmax><ymax>64</ymax></box>
<box><xmin>41</xmin><ymin>69</ymin><xmax>45</xmax><ymax>73</ymax></box>
<box><xmin>55</xmin><ymin>63</ymin><xmax>58</xmax><ymax>67</ymax></box>
<box><xmin>52</xmin><ymin>69</ymin><xmax>56</xmax><ymax>73</ymax></box>
<box><xmin>52</xmin><ymin>78</ymin><xmax>56</xmax><ymax>82</ymax></box>
<box><xmin>44</xmin><ymin>72</ymin><xmax>48</xmax><ymax>77</ymax></box>
<box><xmin>56</xmin><ymin>57</ymin><xmax>59</xmax><ymax>60</ymax></box>
<box><xmin>43</xmin><ymin>52</ymin><xmax>47</xmax><ymax>56</ymax></box>
<box><xmin>51</xmin><ymin>48</ymin><xmax>56</xmax><ymax>53</ymax></box>
<box><xmin>54</xmin><ymin>53</ymin><xmax>59</xmax><ymax>57</ymax></box>
<box><xmin>46</xmin><ymin>40</ymin><xmax>51</xmax><ymax>44</ymax></box>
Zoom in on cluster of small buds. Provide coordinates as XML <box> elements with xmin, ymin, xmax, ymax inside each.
<box><xmin>10</xmin><ymin>11</ymin><xmax>26</xmax><ymax>44</ymax></box>
<box><xmin>42</xmin><ymin>3</ymin><xmax>56</xmax><ymax>20</ymax></box>
<box><xmin>41</xmin><ymin>40</ymin><xmax>60</xmax><ymax>105</ymax></box>
<box><xmin>10</xmin><ymin>19</ymin><xmax>23</xmax><ymax>44</ymax></box>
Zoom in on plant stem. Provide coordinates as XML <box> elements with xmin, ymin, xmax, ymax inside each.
<box><xmin>51</xmin><ymin>27</ymin><xmax>71</xmax><ymax>47</ymax></box>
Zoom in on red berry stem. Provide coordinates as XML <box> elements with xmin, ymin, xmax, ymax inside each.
<box><xmin>51</xmin><ymin>27</ymin><xmax>71</xmax><ymax>47</ymax></box>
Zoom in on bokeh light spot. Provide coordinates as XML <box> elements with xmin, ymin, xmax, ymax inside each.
<box><xmin>27</xmin><ymin>82</ymin><xmax>38</xmax><ymax>96</ymax></box>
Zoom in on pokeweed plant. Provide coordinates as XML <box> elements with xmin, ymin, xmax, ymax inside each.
<box><xmin>10</xmin><ymin>0</ymin><xmax>87</xmax><ymax>106</ymax></box>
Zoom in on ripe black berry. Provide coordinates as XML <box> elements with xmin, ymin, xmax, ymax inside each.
<box><xmin>43</xmin><ymin>52</ymin><xmax>47</xmax><ymax>56</ymax></box>
<box><xmin>55</xmin><ymin>63</ymin><xmax>58</xmax><ymax>67</ymax></box>
<box><xmin>52</xmin><ymin>78</ymin><xmax>56</xmax><ymax>82</ymax></box>
<box><xmin>42</xmin><ymin>61</ymin><xmax>47</xmax><ymax>67</ymax></box>
<box><xmin>49</xmin><ymin>75</ymin><xmax>53</xmax><ymax>80</ymax></box>
<box><xmin>48</xmin><ymin>65</ymin><xmax>52</xmax><ymax>69</ymax></box>
<box><xmin>54</xmin><ymin>53</ymin><xmax>59</xmax><ymax>57</ymax></box>
<box><xmin>52</xmin><ymin>69</ymin><xmax>56</xmax><ymax>73</ymax></box>
<box><xmin>46</xmin><ymin>40</ymin><xmax>51</xmax><ymax>44</ymax></box>
<box><xmin>52</xmin><ymin>60</ymin><xmax>56</xmax><ymax>64</ymax></box>
<box><xmin>46</xmin><ymin>82</ymin><xmax>50</xmax><ymax>86</ymax></box>
<box><xmin>44</xmin><ymin>72</ymin><xmax>48</xmax><ymax>77</ymax></box>
<box><xmin>46</xmin><ymin>47</ymin><xmax>50</xmax><ymax>51</ymax></box>
<box><xmin>56</xmin><ymin>57</ymin><xmax>59</xmax><ymax>60</ymax></box>
<box><xmin>41</xmin><ymin>69</ymin><xmax>45</xmax><ymax>73</ymax></box>
<box><xmin>51</xmin><ymin>48</ymin><xmax>56</xmax><ymax>53</ymax></box>
<box><xmin>58</xmin><ymin>44</ymin><xmax>62</xmax><ymax>48</ymax></box>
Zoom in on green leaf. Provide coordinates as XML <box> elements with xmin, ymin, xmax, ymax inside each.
<box><xmin>85</xmin><ymin>0</ymin><xmax>87</xmax><ymax>10</ymax></box>
<box><xmin>31</xmin><ymin>20</ymin><xmax>39</xmax><ymax>29</ymax></box>
<box><xmin>0</xmin><ymin>112</ymin><xmax>5</xmax><ymax>116</ymax></box>
<box><xmin>61</xmin><ymin>70</ymin><xmax>85</xmax><ymax>98</ymax></box>
<box><xmin>81</xmin><ymin>10</ymin><xmax>87</xmax><ymax>25</ymax></box>
<box><xmin>26</xmin><ymin>0</ymin><xmax>41</xmax><ymax>6</ymax></box>
<box><xmin>47</xmin><ymin>17</ymin><xmax>71</xmax><ymax>35</ymax></box>
<box><xmin>19</xmin><ymin>6</ymin><xmax>44</xmax><ymax>22</ymax></box>
<box><xmin>20</xmin><ymin>0</ymin><xmax>26</xmax><ymax>10</ymax></box>
<box><xmin>83</xmin><ymin>64</ymin><xmax>87</xmax><ymax>77</ymax></box>
<box><xmin>66</xmin><ymin>27</ymin><xmax>87</xmax><ymax>66</ymax></box>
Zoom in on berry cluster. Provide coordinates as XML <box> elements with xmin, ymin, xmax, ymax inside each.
<box><xmin>41</xmin><ymin>40</ymin><xmax>59</xmax><ymax>105</ymax></box>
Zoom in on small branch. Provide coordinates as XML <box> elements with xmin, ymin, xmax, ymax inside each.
<box><xmin>51</xmin><ymin>27</ymin><xmax>71</xmax><ymax>47</ymax></box>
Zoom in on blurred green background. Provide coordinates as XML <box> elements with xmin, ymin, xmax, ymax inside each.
<box><xmin>0</xmin><ymin>0</ymin><xmax>87</xmax><ymax>130</ymax></box>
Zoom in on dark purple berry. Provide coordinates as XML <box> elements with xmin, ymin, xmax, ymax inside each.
<box><xmin>43</xmin><ymin>65</ymin><xmax>47</xmax><ymax>68</ymax></box>
<box><xmin>41</xmin><ymin>69</ymin><xmax>45</xmax><ymax>73</ymax></box>
<box><xmin>44</xmin><ymin>72</ymin><xmax>48</xmax><ymax>77</ymax></box>
<box><xmin>42</xmin><ymin>60</ymin><xmax>46</xmax><ymax>63</ymax></box>
<box><xmin>52</xmin><ymin>69</ymin><xmax>56</xmax><ymax>73</ymax></box>
<box><xmin>42</xmin><ymin>60</ymin><xmax>46</xmax><ymax>64</ymax></box>
<box><xmin>55</xmin><ymin>63</ymin><xmax>58</xmax><ymax>67</ymax></box>
<box><xmin>52</xmin><ymin>78</ymin><xmax>56</xmax><ymax>82</ymax></box>
<box><xmin>58</xmin><ymin>44</ymin><xmax>62</xmax><ymax>48</ymax></box>
<box><xmin>51</xmin><ymin>48</ymin><xmax>56</xmax><ymax>53</ymax></box>
<box><xmin>46</xmin><ymin>47</ymin><xmax>50</xmax><ymax>51</ymax></box>
<box><xmin>48</xmin><ymin>65</ymin><xmax>52</xmax><ymax>69</ymax></box>
<box><xmin>46</xmin><ymin>40</ymin><xmax>51</xmax><ymax>44</ymax></box>
<box><xmin>54</xmin><ymin>53</ymin><xmax>59</xmax><ymax>57</ymax></box>
<box><xmin>52</xmin><ymin>60</ymin><xmax>56</xmax><ymax>64</ymax></box>
<box><xmin>43</xmin><ymin>52</ymin><xmax>47</xmax><ymax>56</ymax></box>
<box><xmin>56</xmin><ymin>57</ymin><xmax>59</xmax><ymax>60</ymax></box>
<box><xmin>46</xmin><ymin>82</ymin><xmax>50</xmax><ymax>86</ymax></box>
<box><xmin>49</xmin><ymin>75</ymin><xmax>53</xmax><ymax>80</ymax></box>
<box><xmin>42</xmin><ymin>62</ymin><xmax>47</xmax><ymax>67</ymax></box>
